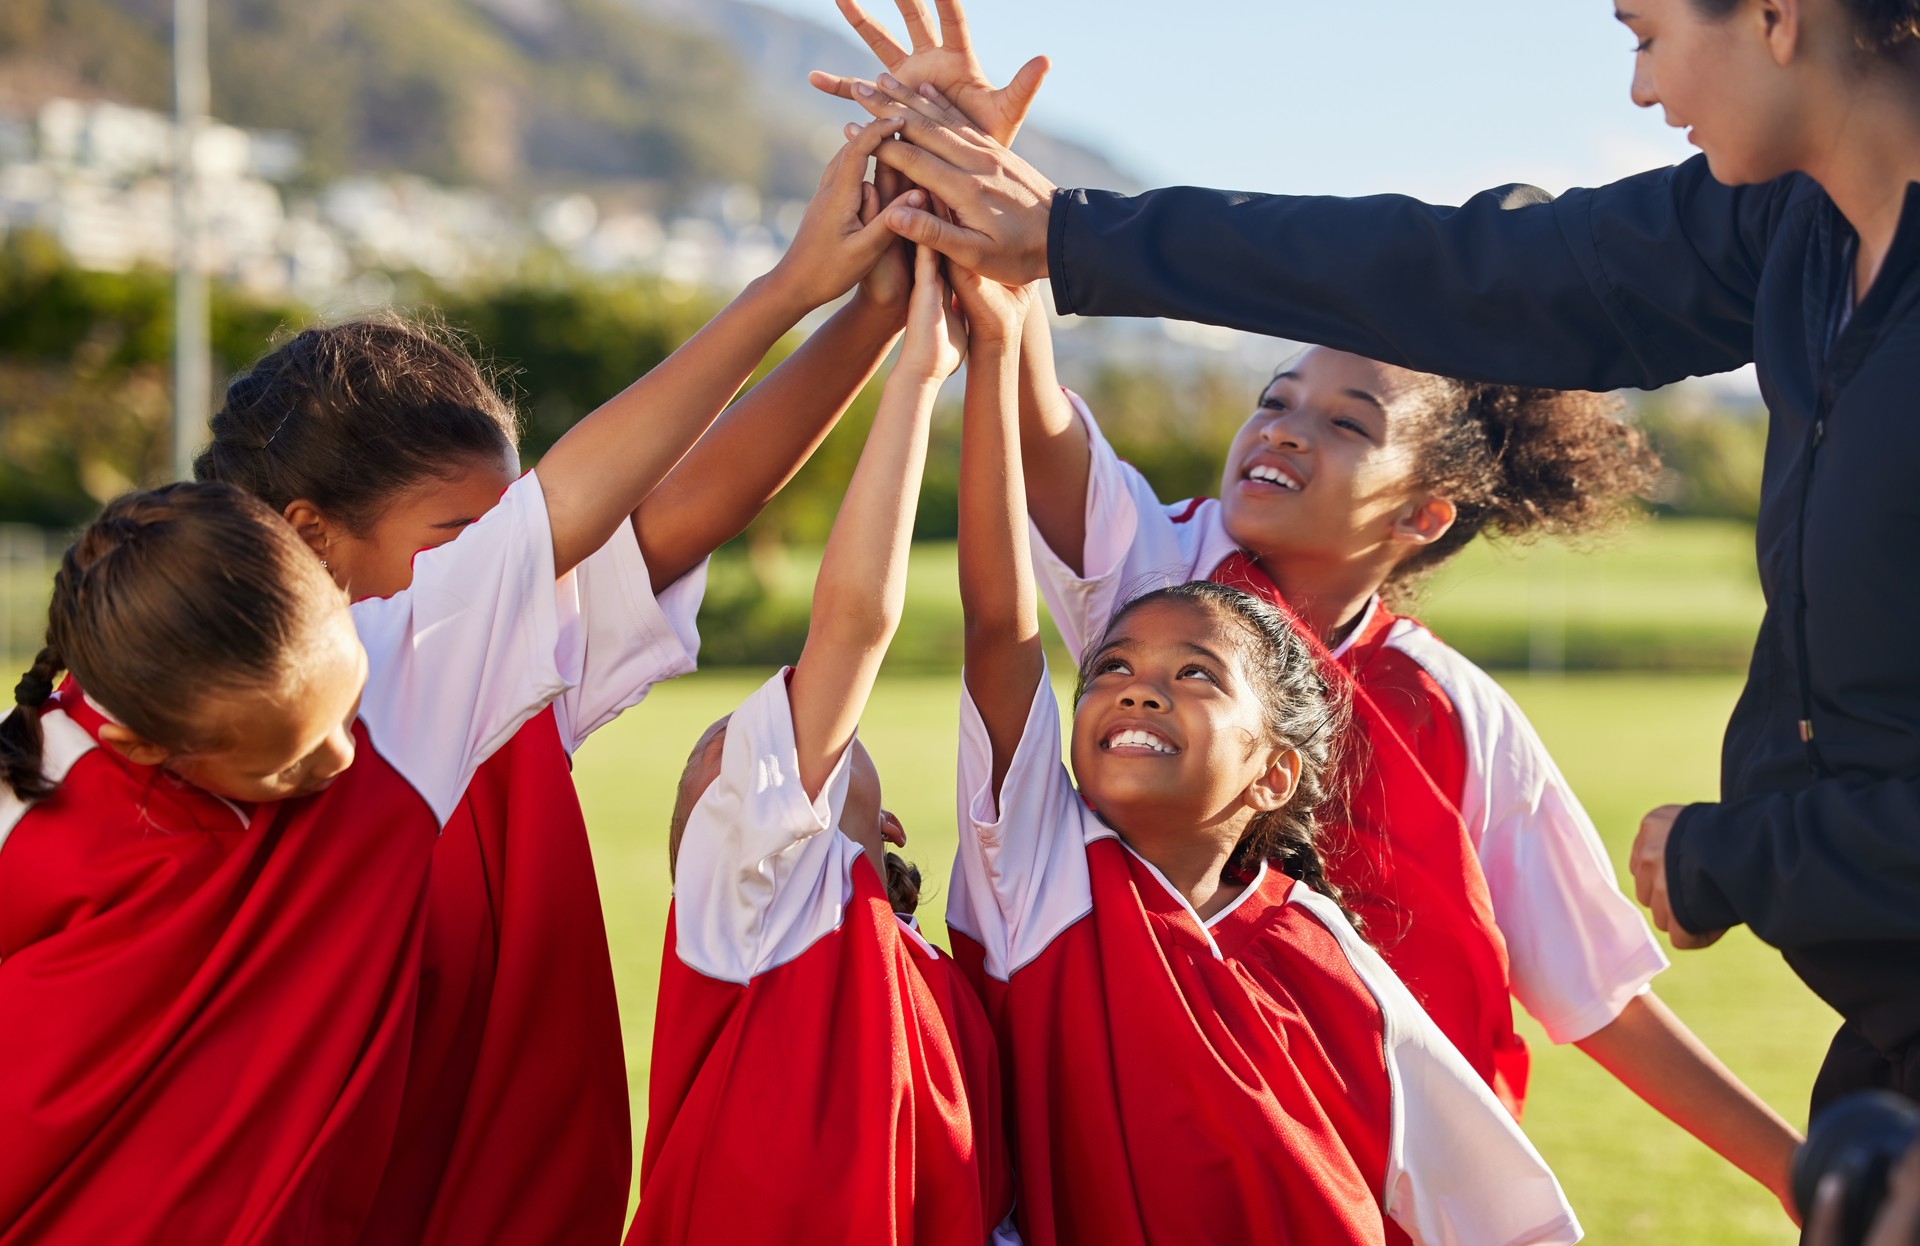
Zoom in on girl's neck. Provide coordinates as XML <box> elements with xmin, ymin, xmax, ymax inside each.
<box><xmin>1120</xmin><ymin>823</ymin><xmax>1247</xmax><ymax>922</ymax></box>
<box><xmin>1803</xmin><ymin>62</ymin><xmax>1920</xmax><ymax>296</ymax></box>
<box><xmin>1248</xmin><ymin>547</ymin><xmax>1389</xmax><ymax>648</ymax></box>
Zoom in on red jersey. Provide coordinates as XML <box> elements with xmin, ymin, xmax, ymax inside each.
<box><xmin>630</xmin><ymin>672</ymin><xmax>1015</xmax><ymax>1246</ymax></box>
<box><xmin>358</xmin><ymin>528</ymin><xmax>705</xmax><ymax>1246</ymax></box>
<box><xmin>1032</xmin><ymin>392</ymin><xmax>1666</xmax><ymax>1105</ymax></box>
<box><xmin>0</xmin><ymin>472</ymin><xmax>588</xmax><ymax>1244</ymax></box>
<box><xmin>948</xmin><ymin>672</ymin><xmax>1579</xmax><ymax>1246</ymax></box>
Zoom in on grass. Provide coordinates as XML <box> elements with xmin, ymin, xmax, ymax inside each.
<box><xmin>578</xmin><ymin>667</ymin><xmax>1835</xmax><ymax>1244</ymax></box>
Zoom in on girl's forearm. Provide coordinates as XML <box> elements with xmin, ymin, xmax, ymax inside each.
<box><xmin>539</xmin><ymin>274</ymin><xmax>818</xmax><ymax>575</ymax></box>
<box><xmin>1015</xmin><ymin>296</ymin><xmax>1093</xmax><ymax>572</ymax></box>
<box><xmin>637</xmin><ymin>294</ymin><xmax>905</xmax><ymax>591</ymax></box>
<box><xmin>1576</xmin><ymin>991</ymin><xmax>1801</xmax><ymax>1209</ymax></box>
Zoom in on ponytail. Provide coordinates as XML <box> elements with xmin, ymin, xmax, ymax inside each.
<box><xmin>0</xmin><ymin>644</ymin><xmax>64</xmax><ymax>801</ymax></box>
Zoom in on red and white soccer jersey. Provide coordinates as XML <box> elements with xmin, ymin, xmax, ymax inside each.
<box><xmin>631</xmin><ymin>671</ymin><xmax>1016</xmax><ymax>1246</ymax></box>
<box><xmin>0</xmin><ymin>471</ymin><xmax>596</xmax><ymax>1245</ymax></box>
<box><xmin>948</xmin><ymin>669</ymin><xmax>1580</xmax><ymax>1246</ymax></box>
<box><xmin>358</xmin><ymin>525</ymin><xmax>706</xmax><ymax>1245</ymax></box>
<box><xmin>1031</xmin><ymin>393</ymin><xmax>1667</xmax><ymax>1073</ymax></box>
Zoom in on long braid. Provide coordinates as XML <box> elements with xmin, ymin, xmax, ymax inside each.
<box><xmin>0</xmin><ymin>642</ymin><xmax>66</xmax><ymax>801</ymax></box>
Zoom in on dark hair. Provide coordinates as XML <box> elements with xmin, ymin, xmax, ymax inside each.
<box><xmin>1391</xmin><ymin>380</ymin><xmax>1657</xmax><ymax>593</ymax></box>
<box><xmin>194</xmin><ymin>319</ymin><xmax>521</xmax><ymax>530</ymax></box>
<box><xmin>0</xmin><ymin>483</ymin><xmax>345</xmax><ymax>800</ymax></box>
<box><xmin>1692</xmin><ymin>0</ymin><xmax>1920</xmax><ymax>50</ymax></box>
<box><xmin>883</xmin><ymin>853</ymin><xmax>923</xmax><ymax>918</ymax></box>
<box><xmin>1076</xmin><ymin>580</ymin><xmax>1354</xmax><ymax>916</ymax></box>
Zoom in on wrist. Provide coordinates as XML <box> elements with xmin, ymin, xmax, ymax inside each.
<box><xmin>751</xmin><ymin>267</ymin><xmax>826</xmax><ymax>321</ymax></box>
<box><xmin>846</xmin><ymin>288</ymin><xmax>911</xmax><ymax>333</ymax></box>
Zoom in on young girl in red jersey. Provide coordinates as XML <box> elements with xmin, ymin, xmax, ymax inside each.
<box><xmin>0</xmin><ymin>117</ymin><xmax>913</xmax><ymax>1246</ymax></box>
<box><xmin>631</xmin><ymin>244</ymin><xmax>1014</xmax><ymax>1246</ymax></box>
<box><xmin>192</xmin><ymin>124</ymin><xmax>922</xmax><ymax>1243</ymax></box>
<box><xmin>946</xmin><ymin>255</ymin><xmax>1576</xmax><ymax>1246</ymax></box>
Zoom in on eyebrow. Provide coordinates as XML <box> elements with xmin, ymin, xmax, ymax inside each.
<box><xmin>1181</xmin><ymin>642</ymin><xmax>1230</xmax><ymax>667</ymax></box>
<box><xmin>1615</xmin><ymin>8</ymin><xmax>1638</xmax><ymax>19</ymax></box>
<box><xmin>1264</xmin><ymin>372</ymin><xmax>1387</xmax><ymax>417</ymax></box>
<box><xmin>430</xmin><ymin>516</ymin><xmax>480</xmax><ymax>530</ymax></box>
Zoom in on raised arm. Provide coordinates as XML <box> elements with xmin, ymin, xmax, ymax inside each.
<box><xmin>635</xmin><ymin>163</ymin><xmax>920</xmax><ymax>592</ymax></box>
<box><xmin>844</xmin><ymin>77</ymin><xmax>1801</xmax><ymax>393</ymax></box>
<box><xmin>952</xmin><ymin>261</ymin><xmax>1045</xmax><ymax>794</ymax></box>
<box><xmin>535</xmin><ymin>118</ymin><xmax>904</xmax><ymax>576</ymax></box>
<box><xmin>787</xmin><ymin>244</ymin><xmax>962</xmax><ymax>798</ymax></box>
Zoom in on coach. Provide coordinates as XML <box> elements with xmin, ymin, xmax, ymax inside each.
<box><xmin>844</xmin><ymin>0</ymin><xmax>1920</xmax><ymax>1110</ymax></box>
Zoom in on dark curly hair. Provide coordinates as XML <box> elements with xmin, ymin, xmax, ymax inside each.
<box><xmin>1389</xmin><ymin>380</ymin><xmax>1658</xmax><ymax>594</ymax></box>
<box><xmin>1692</xmin><ymin>0</ymin><xmax>1920</xmax><ymax>50</ymax></box>
<box><xmin>194</xmin><ymin>317</ymin><xmax>520</xmax><ymax>530</ymax></box>
<box><xmin>1076</xmin><ymin>580</ymin><xmax>1355</xmax><ymax>920</ymax></box>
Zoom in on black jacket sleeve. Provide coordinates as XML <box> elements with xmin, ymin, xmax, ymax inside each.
<box><xmin>1048</xmin><ymin>154</ymin><xmax>1797</xmax><ymax>392</ymax></box>
<box><xmin>1668</xmin><ymin>779</ymin><xmax>1920</xmax><ymax>948</ymax></box>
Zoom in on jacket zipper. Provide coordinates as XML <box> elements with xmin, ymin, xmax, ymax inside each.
<box><xmin>1794</xmin><ymin>390</ymin><xmax>1832</xmax><ymax>778</ymax></box>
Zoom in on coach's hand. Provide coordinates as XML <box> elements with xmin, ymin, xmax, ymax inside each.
<box><xmin>835</xmin><ymin>73</ymin><xmax>1055</xmax><ymax>287</ymax></box>
<box><xmin>808</xmin><ymin>0</ymin><xmax>1049</xmax><ymax>148</ymax></box>
<box><xmin>1632</xmin><ymin>805</ymin><xmax>1727</xmax><ymax>950</ymax></box>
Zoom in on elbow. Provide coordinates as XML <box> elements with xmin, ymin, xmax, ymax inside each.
<box><xmin>812</xmin><ymin>579</ymin><xmax>902</xmax><ymax>649</ymax></box>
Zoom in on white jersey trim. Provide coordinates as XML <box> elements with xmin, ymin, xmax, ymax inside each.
<box><xmin>0</xmin><ymin>709</ymin><xmax>97</xmax><ymax>860</ymax></box>
<box><xmin>1382</xmin><ymin>619</ymin><xmax>1668</xmax><ymax>1043</ymax></box>
<box><xmin>672</xmin><ymin>670</ymin><xmax>866</xmax><ymax>986</ymax></box>
<box><xmin>1289</xmin><ymin>887</ymin><xmax>1583</xmax><ymax>1246</ymax></box>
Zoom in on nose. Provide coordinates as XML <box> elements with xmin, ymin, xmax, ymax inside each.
<box><xmin>1258</xmin><ymin>410</ymin><xmax>1309</xmax><ymax>451</ymax></box>
<box><xmin>1117</xmin><ymin>677</ymin><xmax>1168</xmax><ymax>713</ymax></box>
<box><xmin>1630</xmin><ymin>55</ymin><xmax>1658</xmax><ymax>110</ymax></box>
<box><xmin>311</xmin><ymin>727</ymin><xmax>356</xmax><ymax>785</ymax></box>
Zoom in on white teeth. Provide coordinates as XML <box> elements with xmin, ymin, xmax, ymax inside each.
<box><xmin>1106</xmin><ymin>728</ymin><xmax>1175</xmax><ymax>754</ymax></box>
<box><xmin>1247</xmin><ymin>464</ymin><xmax>1299</xmax><ymax>490</ymax></box>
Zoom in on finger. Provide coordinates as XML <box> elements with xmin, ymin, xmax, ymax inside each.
<box><xmin>914</xmin><ymin>80</ymin><xmax>992</xmax><ymax>139</ymax></box>
<box><xmin>893</xmin><ymin>0</ymin><xmax>937</xmax><ymax>50</ymax></box>
<box><xmin>874</xmin><ymin>156</ymin><xmax>909</xmax><ymax>207</ymax></box>
<box><xmin>833</xmin><ymin>118</ymin><xmax>907</xmax><ymax>194</ymax></box>
<box><xmin>885</xmin><ymin>204</ymin><xmax>993</xmax><ymax>272</ymax></box>
<box><xmin>932</xmin><ymin>0</ymin><xmax>970</xmax><ymax>49</ymax></box>
<box><xmin>857</xmin><ymin>86</ymin><xmax>984</xmax><ymax>167</ymax></box>
<box><xmin>877</xmin><ymin>72</ymin><xmax>978</xmax><ymax>136</ymax></box>
<box><xmin>1001</xmin><ymin>55</ymin><xmax>1051</xmax><ymax>128</ymax></box>
<box><xmin>808</xmin><ymin>70</ymin><xmax>861</xmax><ymax>102</ymax></box>
<box><xmin>859</xmin><ymin>180</ymin><xmax>879</xmax><ymax>227</ymax></box>
<box><xmin>871</xmin><ymin>132</ymin><xmax>976</xmax><ymax>198</ymax></box>
<box><xmin>837</xmin><ymin>0</ymin><xmax>908</xmax><ymax>67</ymax></box>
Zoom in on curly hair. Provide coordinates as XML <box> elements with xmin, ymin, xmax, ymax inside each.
<box><xmin>1389</xmin><ymin>380</ymin><xmax>1658</xmax><ymax>594</ymax></box>
<box><xmin>195</xmin><ymin>316</ymin><xmax>521</xmax><ymax>530</ymax></box>
<box><xmin>1691</xmin><ymin>0</ymin><xmax>1920</xmax><ymax>49</ymax></box>
<box><xmin>1077</xmin><ymin>580</ymin><xmax>1356</xmax><ymax>921</ymax></box>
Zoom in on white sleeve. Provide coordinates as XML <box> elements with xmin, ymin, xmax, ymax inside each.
<box><xmin>1029</xmin><ymin>391</ymin><xmax>1210</xmax><ymax>661</ymax></box>
<box><xmin>1388</xmin><ymin>627</ymin><xmax>1668</xmax><ymax>1043</ymax></box>
<box><xmin>350</xmin><ymin>470</ymin><xmax>571</xmax><ymax>826</ymax></box>
<box><xmin>950</xmin><ymin>661</ymin><xmax>1095</xmax><ymax>982</ymax></box>
<box><xmin>671</xmin><ymin>669</ymin><xmax>865</xmax><ymax>985</ymax></box>
<box><xmin>549</xmin><ymin>522</ymin><xmax>707</xmax><ymax>753</ymax></box>
<box><xmin>1290</xmin><ymin>888</ymin><xmax>1583</xmax><ymax>1246</ymax></box>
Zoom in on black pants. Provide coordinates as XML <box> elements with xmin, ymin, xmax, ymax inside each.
<box><xmin>1811</xmin><ymin>1023</ymin><xmax>1920</xmax><ymax>1118</ymax></box>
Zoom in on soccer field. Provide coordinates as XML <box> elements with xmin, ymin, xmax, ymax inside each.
<box><xmin>576</xmin><ymin>668</ymin><xmax>1835</xmax><ymax>1243</ymax></box>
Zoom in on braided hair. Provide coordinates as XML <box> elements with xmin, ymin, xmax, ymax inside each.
<box><xmin>194</xmin><ymin>318</ymin><xmax>520</xmax><ymax>529</ymax></box>
<box><xmin>1077</xmin><ymin>581</ymin><xmax>1355</xmax><ymax>920</ymax></box>
<box><xmin>0</xmin><ymin>483</ymin><xmax>340</xmax><ymax>801</ymax></box>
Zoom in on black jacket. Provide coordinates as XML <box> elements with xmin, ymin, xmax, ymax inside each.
<box><xmin>1049</xmin><ymin>156</ymin><xmax>1920</xmax><ymax>1093</ymax></box>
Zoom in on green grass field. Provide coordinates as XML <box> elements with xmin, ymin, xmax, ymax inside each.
<box><xmin>577</xmin><ymin>668</ymin><xmax>1836</xmax><ymax>1243</ymax></box>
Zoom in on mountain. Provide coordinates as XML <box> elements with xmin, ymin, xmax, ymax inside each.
<box><xmin>0</xmin><ymin>0</ymin><xmax>1139</xmax><ymax>199</ymax></box>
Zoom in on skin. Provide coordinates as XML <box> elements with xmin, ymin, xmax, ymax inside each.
<box><xmin>100</xmin><ymin>601</ymin><xmax>368</xmax><ymax>804</ymax></box>
<box><xmin>1070</xmin><ymin>600</ymin><xmax>1301</xmax><ymax>920</ymax></box>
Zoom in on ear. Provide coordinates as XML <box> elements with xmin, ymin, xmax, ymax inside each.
<box><xmin>1760</xmin><ymin>0</ymin><xmax>1801</xmax><ymax>65</ymax></box>
<box><xmin>98</xmin><ymin>722</ymin><xmax>172</xmax><ymax>768</ymax></box>
<box><xmin>281</xmin><ymin>500</ymin><xmax>340</xmax><ymax>562</ymax></box>
<box><xmin>1245</xmin><ymin>747</ymin><xmax>1303</xmax><ymax>813</ymax></box>
<box><xmin>1390</xmin><ymin>494</ymin><xmax>1457</xmax><ymax>548</ymax></box>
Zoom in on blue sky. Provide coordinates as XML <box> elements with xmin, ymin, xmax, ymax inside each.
<box><xmin>755</xmin><ymin>0</ymin><xmax>1699</xmax><ymax>203</ymax></box>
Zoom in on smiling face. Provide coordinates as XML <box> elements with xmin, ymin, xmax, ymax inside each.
<box><xmin>1616</xmin><ymin>0</ymin><xmax>1824</xmax><ymax>185</ymax></box>
<box><xmin>296</xmin><ymin>452</ymin><xmax>519</xmax><ymax>600</ymax></box>
<box><xmin>1069</xmin><ymin>598</ymin><xmax>1300</xmax><ymax>853</ymax></box>
<box><xmin>1218</xmin><ymin>347</ymin><xmax>1455</xmax><ymax>578</ymax></box>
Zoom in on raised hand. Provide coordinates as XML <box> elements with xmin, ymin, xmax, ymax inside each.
<box><xmin>768</xmin><ymin>117</ymin><xmax>911</xmax><ymax>312</ymax></box>
<box><xmin>808</xmin><ymin>0</ymin><xmax>1049</xmax><ymax>147</ymax></box>
<box><xmin>898</xmin><ymin>243</ymin><xmax>966</xmax><ymax>383</ymax></box>
<box><xmin>947</xmin><ymin>258</ymin><xmax>1033</xmax><ymax>349</ymax></box>
<box><xmin>837</xmin><ymin>75</ymin><xmax>1056</xmax><ymax>286</ymax></box>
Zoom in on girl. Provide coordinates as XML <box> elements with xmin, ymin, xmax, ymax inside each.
<box><xmin>631</xmin><ymin>245</ymin><xmax>1015</xmax><ymax>1245</ymax></box>
<box><xmin>194</xmin><ymin>122</ymin><xmax>920</xmax><ymax>1243</ymax></box>
<box><xmin>945</xmin><ymin>252</ymin><xmax>1576</xmax><ymax>1245</ymax></box>
<box><xmin>832</xmin><ymin>60</ymin><xmax>1802</xmax><ymax>1210</ymax></box>
<box><xmin>841</xmin><ymin>0</ymin><xmax>1920</xmax><ymax>1114</ymax></box>
<box><xmin>0</xmin><ymin>117</ymin><xmax>911</xmax><ymax>1245</ymax></box>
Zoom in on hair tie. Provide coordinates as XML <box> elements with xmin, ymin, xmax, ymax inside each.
<box><xmin>14</xmin><ymin>670</ymin><xmax>54</xmax><ymax>708</ymax></box>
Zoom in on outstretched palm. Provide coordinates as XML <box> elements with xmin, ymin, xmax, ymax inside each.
<box><xmin>809</xmin><ymin>0</ymin><xmax>1048</xmax><ymax>147</ymax></box>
